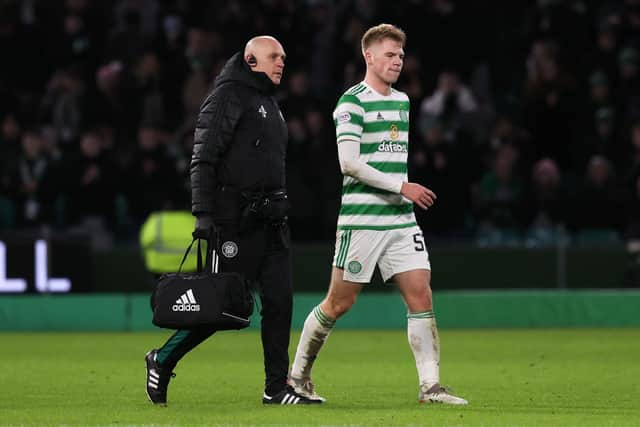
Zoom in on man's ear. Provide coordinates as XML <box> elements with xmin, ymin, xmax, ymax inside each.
<box><xmin>364</xmin><ymin>49</ymin><xmax>373</xmax><ymax>66</ymax></box>
<box><xmin>246</xmin><ymin>54</ymin><xmax>257</xmax><ymax>67</ymax></box>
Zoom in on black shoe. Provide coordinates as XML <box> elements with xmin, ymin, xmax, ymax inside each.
<box><xmin>262</xmin><ymin>385</ymin><xmax>324</xmax><ymax>405</ymax></box>
<box><xmin>145</xmin><ymin>349</ymin><xmax>175</xmax><ymax>405</ymax></box>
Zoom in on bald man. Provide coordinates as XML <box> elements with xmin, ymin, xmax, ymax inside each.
<box><xmin>145</xmin><ymin>36</ymin><xmax>321</xmax><ymax>405</ymax></box>
<box><xmin>244</xmin><ymin>36</ymin><xmax>286</xmax><ymax>85</ymax></box>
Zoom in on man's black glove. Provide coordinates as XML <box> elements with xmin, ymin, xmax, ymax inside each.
<box><xmin>193</xmin><ymin>214</ymin><xmax>215</xmax><ymax>240</ymax></box>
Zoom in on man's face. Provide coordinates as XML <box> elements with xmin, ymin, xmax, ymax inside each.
<box><xmin>366</xmin><ymin>38</ymin><xmax>404</xmax><ymax>85</ymax></box>
<box><xmin>252</xmin><ymin>40</ymin><xmax>286</xmax><ymax>85</ymax></box>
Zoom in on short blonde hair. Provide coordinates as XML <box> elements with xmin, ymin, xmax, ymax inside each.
<box><xmin>361</xmin><ymin>23</ymin><xmax>406</xmax><ymax>51</ymax></box>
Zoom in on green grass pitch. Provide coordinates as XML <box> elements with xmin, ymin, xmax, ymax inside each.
<box><xmin>1</xmin><ymin>328</ymin><xmax>639</xmax><ymax>426</ymax></box>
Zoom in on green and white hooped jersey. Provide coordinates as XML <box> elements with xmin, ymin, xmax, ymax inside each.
<box><xmin>333</xmin><ymin>82</ymin><xmax>416</xmax><ymax>230</ymax></box>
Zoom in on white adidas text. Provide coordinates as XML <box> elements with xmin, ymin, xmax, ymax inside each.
<box><xmin>172</xmin><ymin>304</ymin><xmax>200</xmax><ymax>311</ymax></box>
<box><xmin>172</xmin><ymin>289</ymin><xmax>200</xmax><ymax>312</ymax></box>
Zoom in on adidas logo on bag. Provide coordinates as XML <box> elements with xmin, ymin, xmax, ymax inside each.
<box><xmin>172</xmin><ymin>289</ymin><xmax>201</xmax><ymax>312</ymax></box>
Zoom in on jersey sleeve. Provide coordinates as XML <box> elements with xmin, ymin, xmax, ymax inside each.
<box><xmin>333</xmin><ymin>94</ymin><xmax>365</xmax><ymax>144</ymax></box>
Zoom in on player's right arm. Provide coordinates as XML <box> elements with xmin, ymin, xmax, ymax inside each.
<box><xmin>333</xmin><ymin>94</ymin><xmax>436</xmax><ymax>210</ymax></box>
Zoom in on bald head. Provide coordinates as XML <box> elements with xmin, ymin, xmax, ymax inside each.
<box><xmin>244</xmin><ymin>36</ymin><xmax>286</xmax><ymax>85</ymax></box>
<box><xmin>244</xmin><ymin>36</ymin><xmax>281</xmax><ymax>57</ymax></box>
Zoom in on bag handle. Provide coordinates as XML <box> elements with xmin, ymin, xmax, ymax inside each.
<box><xmin>177</xmin><ymin>238</ymin><xmax>197</xmax><ymax>273</ymax></box>
<box><xmin>178</xmin><ymin>233</ymin><xmax>217</xmax><ymax>273</ymax></box>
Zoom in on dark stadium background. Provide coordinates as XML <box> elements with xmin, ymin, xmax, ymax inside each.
<box><xmin>1</xmin><ymin>0</ymin><xmax>639</xmax><ymax>295</ymax></box>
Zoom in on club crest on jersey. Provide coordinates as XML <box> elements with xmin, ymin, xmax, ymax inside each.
<box><xmin>258</xmin><ymin>105</ymin><xmax>267</xmax><ymax>118</ymax></box>
<box><xmin>337</xmin><ymin>112</ymin><xmax>351</xmax><ymax>124</ymax></box>
<box><xmin>221</xmin><ymin>241</ymin><xmax>238</xmax><ymax>258</ymax></box>
<box><xmin>390</xmin><ymin>124</ymin><xmax>399</xmax><ymax>140</ymax></box>
<box><xmin>399</xmin><ymin>110</ymin><xmax>408</xmax><ymax>122</ymax></box>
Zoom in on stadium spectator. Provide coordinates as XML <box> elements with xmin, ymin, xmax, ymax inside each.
<box><xmin>38</xmin><ymin>67</ymin><xmax>88</xmax><ymax>149</ymax></box>
<box><xmin>52</xmin><ymin>8</ymin><xmax>100</xmax><ymax>78</ymax></box>
<box><xmin>113</xmin><ymin>0</ymin><xmax>159</xmax><ymax>36</ymax></box>
<box><xmin>280</xmin><ymin>69</ymin><xmax>315</xmax><ymax>120</ymax></box>
<box><xmin>486</xmin><ymin>116</ymin><xmax>534</xmax><ymax>176</ymax></box>
<box><xmin>583</xmin><ymin>21</ymin><xmax>619</xmax><ymax>81</ymax></box>
<box><xmin>523</xmin><ymin>42</ymin><xmax>578</xmax><ymax>169</ymax></box>
<box><xmin>588</xmin><ymin>70</ymin><xmax>612</xmax><ymax>109</ymax></box>
<box><xmin>5</xmin><ymin>130</ymin><xmax>57</xmax><ymax>227</ymax></box>
<box><xmin>61</xmin><ymin>130</ymin><xmax>117</xmax><ymax>226</ymax></box>
<box><xmin>126</xmin><ymin>51</ymin><xmax>170</xmax><ymax>130</ymax></box>
<box><xmin>105</xmin><ymin>7</ymin><xmax>153</xmax><ymax>66</ymax></box>
<box><xmin>419</xmin><ymin>70</ymin><xmax>478</xmax><ymax>140</ymax></box>
<box><xmin>123</xmin><ymin>125</ymin><xmax>182</xmax><ymax>226</ymax></box>
<box><xmin>522</xmin><ymin>0</ymin><xmax>591</xmax><ymax>70</ymax></box>
<box><xmin>574</xmin><ymin>106</ymin><xmax>621</xmax><ymax>172</ymax></box>
<box><xmin>181</xmin><ymin>28</ymin><xmax>221</xmax><ymax>122</ymax></box>
<box><xmin>92</xmin><ymin>60</ymin><xmax>136</xmax><ymax>142</ymax></box>
<box><xmin>570</xmin><ymin>154</ymin><xmax>624</xmax><ymax>232</ymax></box>
<box><xmin>475</xmin><ymin>143</ymin><xmax>524</xmax><ymax>230</ymax></box>
<box><xmin>522</xmin><ymin>157</ymin><xmax>567</xmax><ymax>230</ymax></box>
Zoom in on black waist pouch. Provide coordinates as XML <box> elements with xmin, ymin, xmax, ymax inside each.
<box><xmin>244</xmin><ymin>189</ymin><xmax>290</xmax><ymax>222</ymax></box>
<box><xmin>150</xmin><ymin>238</ymin><xmax>254</xmax><ymax>330</ymax></box>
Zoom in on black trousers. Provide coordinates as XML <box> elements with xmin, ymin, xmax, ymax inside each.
<box><xmin>155</xmin><ymin>223</ymin><xmax>293</xmax><ymax>396</ymax></box>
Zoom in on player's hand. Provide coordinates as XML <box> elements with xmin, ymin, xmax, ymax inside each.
<box><xmin>400</xmin><ymin>182</ymin><xmax>436</xmax><ymax>210</ymax></box>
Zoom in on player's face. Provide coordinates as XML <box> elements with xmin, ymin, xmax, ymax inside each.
<box><xmin>253</xmin><ymin>40</ymin><xmax>287</xmax><ymax>85</ymax></box>
<box><xmin>367</xmin><ymin>38</ymin><xmax>404</xmax><ymax>85</ymax></box>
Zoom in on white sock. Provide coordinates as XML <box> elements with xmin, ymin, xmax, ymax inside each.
<box><xmin>407</xmin><ymin>311</ymin><xmax>440</xmax><ymax>389</ymax></box>
<box><xmin>290</xmin><ymin>305</ymin><xmax>335</xmax><ymax>380</ymax></box>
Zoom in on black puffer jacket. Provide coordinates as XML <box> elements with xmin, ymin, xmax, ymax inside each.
<box><xmin>190</xmin><ymin>52</ymin><xmax>288</xmax><ymax>217</ymax></box>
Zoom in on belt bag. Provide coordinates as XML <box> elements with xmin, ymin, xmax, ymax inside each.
<box><xmin>245</xmin><ymin>189</ymin><xmax>290</xmax><ymax>221</ymax></box>
<box><xmin>212</xmin><ymin>188</ymin><xmax>289</xmax><ymax>222</ymax></box>
<box><xmin>150</xmin><ymin>237</ymin><xmax>254</xmax><ymax>330</ymax></box>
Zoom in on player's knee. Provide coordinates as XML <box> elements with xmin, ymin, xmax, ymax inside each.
<box><xmin>406</xmin><ymin>287</ymin><xmax>433</xmax><ymax>312</ymax></box>
<box><xmin>423</xmin><ymin>286</ymin><xmax>433</xmax><ymax>302</ymax></box>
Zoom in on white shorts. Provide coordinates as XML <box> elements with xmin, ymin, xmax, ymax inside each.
<box><xmin>332</xmin><ymin>225</ymin><xmax>431</xmax><ymax>283</ymax></box>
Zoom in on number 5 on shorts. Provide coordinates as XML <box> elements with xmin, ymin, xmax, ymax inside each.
<box><xmin>413</xmin><ymin>233</ymin><xmax>425</xmax><ymax>252</ymax></box>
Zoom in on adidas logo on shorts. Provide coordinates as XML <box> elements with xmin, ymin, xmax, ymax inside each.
<box><xmin>172</xmin><ymin>289</ymin><xmax>200</xmax><ymax>312</ymax></box>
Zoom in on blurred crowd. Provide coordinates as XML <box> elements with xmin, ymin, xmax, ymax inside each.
<box><xmin>1</xmin><ymin>0</ymin><xmax>640</xmax><ymax>246</ymax></box>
